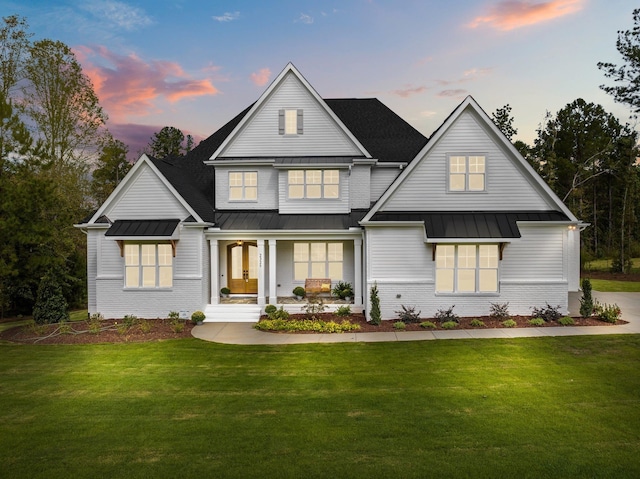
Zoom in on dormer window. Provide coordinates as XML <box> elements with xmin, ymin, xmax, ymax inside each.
<box><xmin>449</xmin><ymin>155</ymin><xmax>485</xmax><ymax>191</ymax></box>
<box><xmin>279</xmin><ymin>109</ymin><xmax>303</xmax><ymax>135</ymax></box>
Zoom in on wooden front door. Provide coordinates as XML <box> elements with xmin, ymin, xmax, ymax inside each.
<box><xmin>227</xmin><ymin>242</ymin><xmax>258</xmax><ymax>294</ymax></box>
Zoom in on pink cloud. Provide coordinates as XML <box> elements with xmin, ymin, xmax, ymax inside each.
<box><xmin>468</xmin><ymin>0</ymin><xmax>584</xmax><ymax>31</ymax></box>
<box><xmin>250</xmin><ymin>68</ymin><xmax>271</xmax><ymax>87</ymax></box>
<box><xmin>438</xmin><ymin>89</ymin><xmax>468</xmax><ymax>98</ymax></box>
<box><xmin>391</xmin><ymin>85</ymin><xmax>428</xmax><ymax>98</ymax></box>
<box><xmin>74</xmin><ymin>45</ymin><xmax>220</xmax><ymax>122</ymax></box>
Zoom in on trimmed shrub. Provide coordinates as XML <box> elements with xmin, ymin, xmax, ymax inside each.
<box><xmin>254</xmin><ymin>318</ymin><xmax>360</xmax><ymax>333</ymax></box>
<box><xmin>33</xmin><ymin>273</ymin><xmax>69</xmax><ymax>324</ymax></box>
<box><xmin>264</xmin><ymin>304</ymin><xmax>277</xmax><ymax>315</ymax></box>
<box><xmin>393</xmin><ymin>321</ymin><xmax>406</xmax><ymax>330</ymax></box>
<box><xmin>369</xmin><ymin>283</ymin><xmax>381</xmax><ymax>326</ymax></box>
<box><xmin>579</xmin><ymin>278</ymin><xmax>594</xmax><ymax>318</ymax></box>
<box><xmin>293</xmin><ymin>286</ymin><xmax>306</xmax><ymax>298</ymax></box>
<box><xmin>501</xmin><ymin>319</ymin><xmax>517</xmax><ymax>328</ymax></box>
<box><xmin>441</xmin><ymin>321</ymin><xmax>458</xmax><ymax>329</ymax></box>
<box><xmin>470</xmin><ymin>319</ymin><xmax>486</xmax><ymax>327</ymax></box>
<box><xmin>395</xmin><ymin>305</ymin><xmax>421</xmax><ymax>323</ymax></box>
<box><xmin>529</xmin><ymin>318</ymin><xmax>545</xmax><ymax>326</ymax></box>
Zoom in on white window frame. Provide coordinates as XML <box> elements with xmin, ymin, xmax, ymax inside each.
<box><xmin>293</xmin><ymin>242</ymin><xmax>343</xmax><ymax>281</ymax></box>
<box><xmin>448</xmin><ymin>154</ymin><xmax>486</xmax><ymax>192</ymax></box>
<box><xmin>124</xmin><ymin>243</ymin><xmax>173</xmax><ymax>289</ymax></box>
<box><xmin>287</xmin><ymin>170</ymin><xmax>340</xmax><ymax>199</ymax></box>
<box><xmin>229</xmin><ymin>171</ymin><xmax>257</xmax><ymax>202</ymax></box>
<box><xmin>279</xmin><ymin>109</ymin><xmax>303</xmax><ymax>135</ymax></box>
<box><xmin>435</xmin><ymin>244</ymin><xmax>499</xmax><ymax>294</ymax></box>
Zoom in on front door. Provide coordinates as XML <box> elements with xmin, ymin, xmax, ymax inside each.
<box><xmin>227</xmin><ymin>242</ymin><xmax>258</xmax><ymax>294</ymax></box>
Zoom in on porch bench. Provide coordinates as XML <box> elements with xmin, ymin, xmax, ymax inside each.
<box><xmin>304</xmin><ymin>278</ymin><xmax>332</xmax><ymax>295</ymax></box>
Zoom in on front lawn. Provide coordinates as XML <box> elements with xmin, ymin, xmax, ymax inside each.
<box><xmin>1</xmin><ymin>336</ymin><xmax>639</xmax><ymax>478</ymax></box>
<box><xmin>590</xmin><ymin>279</ymin><xmax>640</xmax><ymax>292</ymax></box>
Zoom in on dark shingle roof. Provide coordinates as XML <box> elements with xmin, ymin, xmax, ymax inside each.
<box><xmin>325</xmin><ymin>98</ymin><xmax>428</xmax><ymax>163</ymax></box>
<box><xmin>369</xmin><ymin>211</ymin><xmax>570</xmax><ymax>238</ymax></box>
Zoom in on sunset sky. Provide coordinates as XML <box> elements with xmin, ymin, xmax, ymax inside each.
<box><xmin>3</xmin><ymin>0</ymin><xmax>637</xmax><ymax>157</ymax></box>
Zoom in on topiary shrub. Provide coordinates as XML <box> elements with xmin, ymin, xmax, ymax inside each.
<box><xmin>191</xmin><ymin>310</ymin><xmax>205</xmax><ymax>325</ymax></box>
<box><xmin>293</xmin><ymin>286</ymin><xmax>306</xmax><ymax>298</ymax></box>
<box><xmin>368</xmin><ymin>282</ymin><xmax>381</xmax><ymax>325</ymax></box>
<box><xmin>579</xmin><ymin>278</ymin><xmax>594</xmax><ymax>318</ymax></box>
<box><xmin>33</xmin><ymin>273</ymin><xmax>69</xmax><ymax>324</ymax></box>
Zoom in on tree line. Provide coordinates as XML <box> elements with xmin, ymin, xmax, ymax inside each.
<box><xmin>1</xmin><ymin>10</ymin><xmax>639</xmax><ymax>317</ymax></box>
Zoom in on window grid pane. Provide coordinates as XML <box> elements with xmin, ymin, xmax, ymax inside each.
<box><xmin>436</xmin><ymin>244</ymin><xmax>498</xmax><ymax>293</ymax></box>
<box><xmin>293</xmin><ymin>242</ymin><xmax>343</xmax><ymax>281</ymax></box>
<box><xmin>125</xmin><ymin>244</ymin><xmax>173</xmax><ymax>289</ymax></box>
<box><xmin>288</xmin><ymin>170</ymin><xmax>340</xmax><ymax>199</ymax></box>
<box><xmin>449</xmin><ymin>156</ymin><xmax>486</xmax><ymax>191</ymax></box>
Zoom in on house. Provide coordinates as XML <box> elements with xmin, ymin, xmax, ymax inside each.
<box><xmin>75</xmin><ymin>63</ymin><xmax>583</xmax><ymax>322</ymax></box>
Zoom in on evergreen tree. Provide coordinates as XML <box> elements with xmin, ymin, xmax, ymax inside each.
<box><xmin>148</xmin><ymin>126</ymin><xmax>185</xmax><ymax>158</ymax></box>
<box><xmin>91</xmin><ymin>135</ymin><xmax>131</xmax><ymax>206</ymax></box>
<box><xmin>369</xmin><ymin>282</ymin><xmax>381</xmax><ymax>326</ymax></box>
<box><xmin>33</xmin><ymin>272</ymin><xmax>69</xmax><ymax>324</ymax></box>
<box><xmin>491</xmin><ymin>104</ymin><xmax>518</xmax><ymax>142</ymax></box>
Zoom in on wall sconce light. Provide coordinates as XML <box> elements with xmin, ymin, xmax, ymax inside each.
<box><xmin>568</xmin><ymin>225</ymin><xmax>577</xmax><ymax>231</ymax></box>
<box><xmin>237</xmin><ymin>240</ymin><xmax>243</xmax><ymax>245</ymax></box>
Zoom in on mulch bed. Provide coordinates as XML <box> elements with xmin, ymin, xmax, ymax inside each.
<box><xmin>0</xmin><ymin>318</ymin><xmax>194</xmax><ymax>345</ymax></box>
<box><xmin>260</xmin><ymin>313</ymin><xmax>625</xmax><ymax>333</ymax></box>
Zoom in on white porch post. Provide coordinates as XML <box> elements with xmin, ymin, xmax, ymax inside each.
<box><xmin>257</xmin><ymin>239</ymin><xmax>266</xmax><ymax>307</ymax></box>
<box><xmin>354</xmin><ymin>237</ymin><xmax>363</xmax><ymax>306</ymax></box>
<box><xmin>210</xmin><ymin>239</ymin><xmax>219</xmax><ymax>304</ymax></box>
<box><xmin>268</xmin><ymin>239</ymin><xmax>277</xmax><ymax>304</ymax></box>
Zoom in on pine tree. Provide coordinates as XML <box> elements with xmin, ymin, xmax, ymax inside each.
<box><xmin>33</xmin><ymin>272</ymin><xmax>69</xmax><ymax>324</ymax></box>
<box><xmin>369</xmin><ymin>282</ymin><xmax>381</xmax><ymax>326</ymax></box>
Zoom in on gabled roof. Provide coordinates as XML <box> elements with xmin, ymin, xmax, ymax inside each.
<box><xmin>209</xmin><ymin>63</ymin><xmax>372</xmax><ymax>160</ymax></box>
<box><xmin>362</xmin><ymin>96</ymin><xmax>579</xmax><ymax>222</ymax></box>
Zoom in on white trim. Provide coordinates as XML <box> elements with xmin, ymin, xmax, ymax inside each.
<box><xmin>209</xmin><ymin>63</ymin><xmax>371</xmax><ymax>160</ymax></box>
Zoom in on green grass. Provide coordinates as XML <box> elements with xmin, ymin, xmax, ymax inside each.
<box><xmin>584</xmin><ymin>258</ymin><xmax>640</xmax><ymax>274</ymax></box>
<box><xmin>590</xmin><ymin>279</ymin><xmax>640</xmax><ymax>292</ymax></box>
<box><xmin>1</xmin><ymin>337</ymin><xmax>640</xmax><ymax>478</ymax></box>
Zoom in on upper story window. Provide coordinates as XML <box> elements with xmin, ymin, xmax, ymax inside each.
<box><xmin>229</xmin><ymin>171</ymin><xmax>257</xmax><ymax>201</ymax></box>
<box><xmin>435</xmin><ymin>244</ymin><xmax>498</xmax><ymax>293</ymax></box>
<box><xmin>279</xmin><ymin>109</ymin><xmax>303</xmax><ymax>135</ymax></box>
<box><xmin>449</xmin><ymin>155</ymin><xmax>485</xmax><ymax>191</ymax></box>
<box><xmin>288</xmin><ymin>170</ymin><xmax>339</xmax><ymax>199</ymax></box>
<box><xmin>124</xmin><ymin>243</ymin><xmax>173</xmax><ymax>289</ymax></box>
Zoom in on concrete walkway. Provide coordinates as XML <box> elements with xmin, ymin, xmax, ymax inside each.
<box><xmin>191</xmin><ymin>291</ymin><xmax>640</xmax><ymax>345</ymax></box>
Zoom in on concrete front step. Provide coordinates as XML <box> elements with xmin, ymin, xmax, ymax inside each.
<box><xmin>204</xmin><ymin>304</ymin><xmax>261</xmax><ymax>323</ymax></box>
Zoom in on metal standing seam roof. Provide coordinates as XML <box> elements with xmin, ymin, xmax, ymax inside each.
<box><xmin>368</xmin><ymin>211</ymin><xmax>570</xmax><ymax>238</ymax></box>
<box><xmin>213</xmin><ymin>210</ymin><xmax>369</xmax><ymax>230</ymax></box>
<box><xmin>105</xmin><ymin>219</ymin><xmax>181</xmax><ymax>237</ymax></box>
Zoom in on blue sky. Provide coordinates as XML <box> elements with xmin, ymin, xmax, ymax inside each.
<box><xmin>2</xmin><ymin>0</ymin><xmax>637</xmax><ymax>156</ymax></box>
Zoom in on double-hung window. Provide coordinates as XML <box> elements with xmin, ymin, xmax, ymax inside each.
<box><xmin>449</xmin><ymin>155</ymin><xmax>485</xmax><ymax>191</ymax></box>
<box><xmin>125</xmin><ymin>243</ymin><xmax>173</xmax><ymax>288</ymax></box>
<box><xmin>229</xmin><ymin>171</ymin><xmax>257</xmax><ymax>201</ymax></box>
<box><xmin>293</xmin><ymin>242</ymin><xmax>343</xmax><ymax>280</ymax></box>
<box><xmin>436</xmin><ymin>244</ymin><xmax>498</xmax><ymax>293</ymax></box>
<box><xmin>288</xmin><ymin>170</ymin><xmax>339</xmax><ymax>199</ymax></box>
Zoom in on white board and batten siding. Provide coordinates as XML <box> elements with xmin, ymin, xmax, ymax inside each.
<box><xmin>380</xmin><ymin>110</ymin><xmax>555</xmax><ymax>212</ymax></box>
<box><xmin>215</xmin><ymin>165</ymin><xmax>279</xmax><ymax>210</ymax></box>
<box><xmin>220</xmin><ymin>72</ymin><xmax>362</xmax><ymax>158</ymax></box>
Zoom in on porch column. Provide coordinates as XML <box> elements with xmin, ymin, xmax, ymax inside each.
<box><xmin>354</xmin><ymin>237</ymin><xmax>363</xmax><ymax>306</ymax></box>
<box><xmin>257</xmin><ymin>239</ymin><xmax>266</xmax><ymax>307</ymax></box>
<box><xmin>268</xmin><ymin>239</ymin><xmax>277</xmax><ymax>304</ymax></box>
<box><xmin>210</xmin><ymin>239</ymin><xmax>219</xmax><ymax>304</ymax></box>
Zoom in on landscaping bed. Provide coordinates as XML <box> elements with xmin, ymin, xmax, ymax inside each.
<box><xmin>0</xmin><ymin>318</ymin><xmax>194</xmax><ymax>344</ymax></box>
<box><xmin>257</xmin><ymin>312</ymin><xmax>625</xmax><ymax>333</ymax></box>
